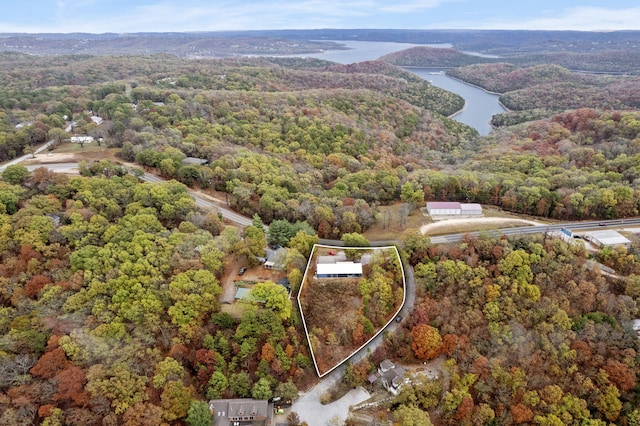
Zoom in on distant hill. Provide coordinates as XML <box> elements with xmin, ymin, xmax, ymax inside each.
<box><xmin>2</xmin><ymin>29</ymin><xmax>640</xmax><ymax>63</ymax></box>
<box><xmin>0</xmin><ymin>33</ymin><xmax>344</xmax><ymax>57</ymax></box>
<box><xmin>379</xmin><ymin>46</ymin><xmax>494</xmax><ymax>68</ymax></box>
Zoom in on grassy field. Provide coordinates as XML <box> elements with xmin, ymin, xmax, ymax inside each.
<box><xmin>220</xmin><ymin>302</ymin><xmax>251</xmax><ymax>319</ymax></box>
<box><xmin>363</xmin><ymin>202</ymin><xmax>558</xmax><ymax>241</ymax></box>
<box><xmin>50</xmin><ymin>141</ymin><xmax>121</xmax><ymax>159</ymax></box>
<box><xmin>363</xmin><ymin>202</ymin><xmax>430</xmax><ymax>241</ymax></box>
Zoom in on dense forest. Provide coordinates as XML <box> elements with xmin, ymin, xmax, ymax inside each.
<box><xmin>1</xmin><ymin>42</ymin><xmax>640</xmax><ymax>425</ymax></box>
<box><xmin>376</xmin><ymin>230</ymin><xmax>640</xmax><ymax>425</ymax></box>
<box><xmin>0</xmin><ymin>52</ymin><xmax>472</xmax><ymax>236</ymax></box>
<box><xmin>0</xmin><ymin>168</ymin><xmax>314</xmax><ymax>425</ymax></box>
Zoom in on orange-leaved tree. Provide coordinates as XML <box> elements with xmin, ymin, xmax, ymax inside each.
<box><xmin>410</xmin><ymin>324</ymin><xmax>442</xmax><ymax>361</ymax></box>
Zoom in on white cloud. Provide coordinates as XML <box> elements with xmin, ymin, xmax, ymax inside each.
<box><xmin>2</xmin><ymin>2</ymin><xmax>640</xmax><ymax>33</ymax></box>
<box><xmin>461</xmin><ymin>6</ymin><xmax>640</xmax><ymax>31</ymax></box>
<box><xmin>379</xmin><ymin>0</ymin><xmax>459</xmax><ymax>14</ymax></box>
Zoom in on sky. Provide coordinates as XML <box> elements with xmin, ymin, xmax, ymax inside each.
<box><xmin>1</xmin><ymin>1</ymin><xmax>640</xmax><ymax>34</ymax></box>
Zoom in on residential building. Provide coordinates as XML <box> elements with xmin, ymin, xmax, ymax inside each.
<box><xmin>263</xmin><ymin>247</ymin><xmax>287</xmax><ymax>270</ymax></box>
<box><xmin>378</xmin><ymin>360</ymin><xmax>407</xmax><ymax>396</ymax></box>
<box><xmin>316</xmin><ymin>261</ymin><xmax>363</xmax><ymax>278</ymax></box>
<box><xmin>70</xmin><ymin>136</ymin><xmax>94</xmax><ymax>144</ymax></box>
<box><xmin>209</xmin><ymin>398</ymin><xmax>272</xmax><ymax>426</ymax></box>
<box><xmin>183</xmin><ymin>157</ymin><xmax>209</xmax><ymax>166</ymax></box>
<box><xmin>90</xmin><ymin>115</ymin><xmax>104</xmax><ymax>125</ymax></box>
<box><xmin>234</xmin><ymin>287</ymin><xmax>251</xmax><ymax>300</ymax></box>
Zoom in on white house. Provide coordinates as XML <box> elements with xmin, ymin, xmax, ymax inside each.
<box><xmin>90</xmin><ymin>116</ymin><xmax>104</xmax><ymax>125</ymax></box>
<box><xmin>316</xmin><ymin>261</ymin><xmax>363</xmax><ymax>279</ymax></box>
<box><xmin>70</xmin><ymin>136</ymin><xmax>94</xmax><ymax>144</ymax></box>
<box><xmin>378</xmin><ymin>360</ymin><xmax>408</xmax><ymax>395</ymax></box>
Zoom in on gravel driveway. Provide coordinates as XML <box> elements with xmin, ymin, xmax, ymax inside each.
<box><xmin>291</xmin><ymin>384</ymin><xmax>371</xmax><ymax>426</ymax></box>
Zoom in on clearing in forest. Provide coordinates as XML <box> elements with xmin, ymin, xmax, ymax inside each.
<box><xmin>298</xmin><ymin>244</ymin><xmax>405</xmax><ymax>376</ymax></box>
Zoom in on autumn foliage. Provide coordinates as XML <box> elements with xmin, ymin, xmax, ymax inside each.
<box><xmin>410</xmin><ymin>324</ymin><xmax>442</xmax><ymax>361</ymax></box>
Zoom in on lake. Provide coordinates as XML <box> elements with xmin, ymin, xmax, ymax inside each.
<box><xmin>282</xmin><ymin>40</ymin><xmax>504</xmax><ymax>136</ymax></box>
<box><xmin>407</xmin><ymin>68</ymin><xmax>505</xmax><ymax>136</ymax></box>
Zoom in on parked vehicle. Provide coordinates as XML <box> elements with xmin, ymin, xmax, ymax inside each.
<box><xmin>238</xmin><ymin>267</ymin><xmax>247</xmax><ymax>275</ymax></box>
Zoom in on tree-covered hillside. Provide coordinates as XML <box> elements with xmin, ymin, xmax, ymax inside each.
<box><xmin>3</xmin><ymin>45</ymin><xmax>640</xmax><ymax>425</ymax></box>
<box><xmin>380</xmin><ymin>44</ymin><xmax>640</xmax><ymax>74</ymax></box>
<box><xmin>0</xmin><ymin>53</ymin><xmax>475</xmax><ymax>237</ymax></box>
<box><xmin>0</xmin><ymin>167</ymin><xmax>313</xmax><ymax>425</ymax></box>
<box><xmin>445</xmin><ymin>63</ymin><xmax>640</xmax><ymax>127</ymax></box>
<box><xmin>385</xmin><ymin>230</ymin><xmax>640</xmax><ymax>425</ymax></box>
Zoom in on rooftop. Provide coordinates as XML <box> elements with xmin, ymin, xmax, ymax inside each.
<box><xmin>460</xmin><ymin>203</ymin><xmax>483</xmax><ymax>210</ymax></box>
<box><xmin>426</xmin><ymin>201</ymin><xmax>461</xmax><ymax>209</ymax></box>
<box><xmin>209</xmin><ymin>398</ymin><xmax>271</xmax><ymax>426</ymax></box>
<box><xmin>585</xmin><ymin>230</ymin><xmax>631</xmax><ymax>246</ymax></box>
<box><xmin>316</xmin><ymin>261</ymin><xmax>363</xmax><ymax>276</ymax></box>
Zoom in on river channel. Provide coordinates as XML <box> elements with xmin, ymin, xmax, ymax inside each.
<box><xmin>284</xmin><ymin>40</ymin><xmax>505</xmax><ymax>135</ymax></box>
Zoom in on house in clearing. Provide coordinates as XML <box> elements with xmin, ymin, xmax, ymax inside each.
<box><xmin>316</xmin><ymin>261</ymin><xmax>363</xmax><ymax>279</ymax></box>
<box><xmin>182</xmin><ymin>156</ymin><xmax>209</xmax><ymax>166</ymax></box>
<box><xmin>315</xmin><ymin>250</ymin><xmax>363</xmax><ymax>278</ymax></box>
<box><xmin>70</xmin><ymin>136</ymin><xmax>94</xmax><ymax>144</ymax></box>
<box><xmin>378</xmin><ymin>359</ymin><xmax>408</xmax><ymax>396</ymax></box>
<box><xmin>263</xmin><ymin>247</ymin><xmax>287</xmax><ymax>270</ymax></box>
<box><xmin>209</xmin><ymin>399</ymin><xmax>272</xmax><ymax>426</ymax></box>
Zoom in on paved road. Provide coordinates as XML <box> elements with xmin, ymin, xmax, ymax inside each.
<box><xmin>138</xmin><ymin>171</ymin><xmax>254</xmax><ymax>226</ymax></box>
<box><xmin>0</xmin><ymin>139</ymin><xmax>57</xmax><ymax>172</ymax></box>
<box><xmin>13</xmin><ymin>161</ymin><xmax>254</xmax><ymax>228</ymax></box>
<box><xmin>23</xmin><ymin>162</ymin><xmax>79</xmax><ymax>173</ymax></box>
<box><xmin>429</xmin><ymin>218</ymin><xmax>640</xmax><ymax>244</ymax></box>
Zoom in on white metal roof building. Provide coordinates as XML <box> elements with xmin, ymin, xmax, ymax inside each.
<box><xmin>426</xmin><ymin>202</ymin><xmax>461</xmax><ymax>216</ymax></box>
<box><xmin>426</xmin><ymin>201</ymin><xmax>483</xmax><ymax>216</ymax></box>
<box><xmin>584</xmin><ymin>230</ymin><xmax>631</xmax><ymax>248</ymax></box>
<box><xmin>460</xmin><ymin>203</ymin><xmax>483</xmax><ymax>215</ymax></box>
<box><xmin>316</xmin><ymin>261</ymin><xmax>363</xmax><ymax>278</ymax></box>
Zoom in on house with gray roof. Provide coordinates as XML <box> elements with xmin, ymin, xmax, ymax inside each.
<box><xmin>378</xmin><ymin>360</ymin><xmax>408</xmax><ymax>396</ymax></box>
<box><xmin>209</xmin><ymin>398</ymin><xmax>272</xmax><ymax>426</ymax></box>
